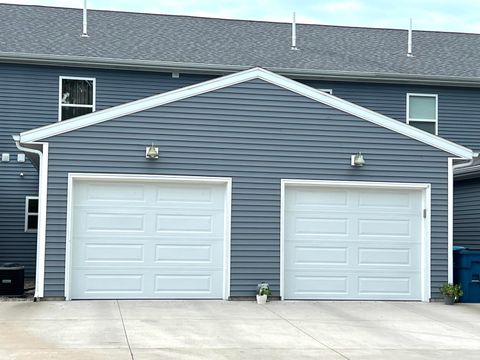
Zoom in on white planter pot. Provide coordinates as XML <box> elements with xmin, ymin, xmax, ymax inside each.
<box><xmin>256</xmin><ymin>294</ymin><xmax>267</xmax><ymax>304</ymax></box>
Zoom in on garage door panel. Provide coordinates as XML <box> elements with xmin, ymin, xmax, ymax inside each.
<box><xmin>84</xmin><ymin>243</ymin><xmax>145</xmax><ymax>263</ymax></box>
<box><xmin>154</xmin><ymin>243</ymin><xmax>223</xmax><ymax>264</ymax></box>
<box><xmin>156</xmin><ymin>213</ymin><xmax>223</xmax><ymax>234</ymax></box>
<box><xmin>358</xmin><ymin>247</ymin><xmax>413</xmax><ymax>266</ymax></box>
<box><xmin>85</xmin><ymin>213</ymin><xmax>146</xmax><ymax>232</ymax></box>
<box><xmin>156</xmin><ymin>183</ymin><xmax>218</xmax><ymax>202</ymax></box>
<box><xmin>293</xmin><ymin>245</ymin><xmax>348</xmax><ymax>265</ymax></box>
<box><xmin>286</xmin><ymin>271</ymin><xmax>421</xmax><ymax>299</ymax></box>
<box><xmin>287</xmin><ymin>242</ymin><xmax>420</xmax><ymax>268</ymax></box>
<box><xmin>71</xmin><ymin>179</ymin><xmax>226</xmax><ymax>299</ymax></box>
<box><xmin>72</xmin><ymin>269</ymin><xmax>224</xmax><ymax>299</ymax></box>
<box><xmin>75</xmin><ymin>238</ymin><xmax>224</xmax><ymax>267</ymax></box>
<box><xmin>358</xmin><ymin>276</ymin><xmax>414</xmax><ymax>296</ymax></box>
<box><xmin>154</xmin><ymin>272</ymin><xmax>218</xmax><ymax>294</ymax></box>
<box><xmin>85</xmin><ymin>183</ymin><xmax>146</xmax><ymax>202</ymax></box>
<box><xmin>284</xmin><ymin>185</ymin><xmax>424</xmax><ymax>300</ymax></box>
<box><xmin>293</xmin><ymin>216</ymin><xmax>349</xmax><ymax>236</ymax></box>
<box><xmin>74</xmin><ymin>273</ymin><xmax>145</xmax><ymax>296</ymax></box>
<box><xmin>286</xmin><ymin>188</ymin><xmax>349</xmax><ymax>209</ymax></box>
<box><xmin>358</xmin><ymin>190</ymin><xmax>418</xmax><ymax>210</ymax></box>
<box><xmin>289</xmin><ymin>274</ymin><xmax>349</xmax><ymax>296</ymax></box>
<box><xmin>72</xmin><ymin>269</ymin><xmax>223</xmax><ymax>299</ymax></box>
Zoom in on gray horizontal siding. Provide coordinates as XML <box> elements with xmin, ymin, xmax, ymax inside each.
<box><xmin>301</xmin><ymin>79</ymin><xmax>480</xmax><ymax>151</ymax></box>
<box><xmin>43</xmin><ymin>79</ymin><xmax>451</xmax><ymax>299</ymax></box>
<box><xmin>454</xmin><ymin>178</ymin><xmax>480</xmax><ymax>249</ymax></box>
<box><xmin>0</xmin><ymin>62</ymin><xmax>213</xmax><ymax>277</ymax></box>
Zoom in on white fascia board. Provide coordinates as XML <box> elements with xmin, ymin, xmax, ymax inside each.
<box><xmin>19</xmin><ymin>67</ymin><xmax>473</xmax><ymax>159</ymax></box>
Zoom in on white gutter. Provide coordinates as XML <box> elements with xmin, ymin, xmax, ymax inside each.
<box><xmin>13</xmin><ymin>136</ymin><xmax>49</xmax><ymax>300</ymax></box>
<box><xmin>453</xmin><ymin>153</ymin><xmax>480</xmax><ymax>176</ymax></box>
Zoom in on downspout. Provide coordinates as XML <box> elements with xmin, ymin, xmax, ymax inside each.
<box><xmin>448</xmin><ymin>153</ymin><xmax>478</xmax><ymax>284</ymax></box>
<box><xmin>13</xmin><ymin>135</ymin><xmax>48</xmax><ymax>300</ymax></box>
<box><xmin>452</xmin><ymin>155</ymin><xmax>477</xmax><ymax>171</ymax></box>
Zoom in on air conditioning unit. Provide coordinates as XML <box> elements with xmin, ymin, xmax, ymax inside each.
<box><xmin>0</xmin><ymin>263</ymin><xmax>24</xmax><ymax>296</ymax></box>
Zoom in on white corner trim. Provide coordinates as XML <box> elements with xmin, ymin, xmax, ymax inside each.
<box><xmin>448</xmin><ymin>158</ymin><xmax>454</xmax><ymax>283</ymax></box>
<box><xmin>64</xmin><ymin>173</ymin><xmax>232</xmax><ymax>300</ymax></box>
<box><xmin>280</xmin><ymin>179</ymin><xmax>431</xmax><ymax>302</ymax></box>
<box><xmin>21</xmin><ymin>67</ymin><xmax>473</xmax><ymax>159</ymax></box>
<box><xmin>423</xmin><ymin>184</ymin><xmax>432</xmax><ymax>301</ymax></box>
<box><xmin>14</xmin><ymin>140</ymin><xmax>49</xmax><ymax>299</ymax></box>
<box><xmin>279</xmin><ymin>179</ymin><xmax>286</xmax><ymax>300</ymax></box>
<box><xmin>223</xmin><ymin>179</ymin><xmax>232</xmax><ymax>300</ymax></box>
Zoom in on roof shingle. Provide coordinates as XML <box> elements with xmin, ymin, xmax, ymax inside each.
<box><xmin>1</xmin><ymin>4</ymin><xmax>480</xmax><ymax>82</ymax></box>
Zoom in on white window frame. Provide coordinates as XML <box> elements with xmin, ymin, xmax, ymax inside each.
<box><xmin>406</xmin><ymin>93</ymin><xmax>438</xmax><ymax>135</ymax></box>
<box><xmin>58</xmin><ymin>76</ymin><xmax>96</xmax><ymax>122</ymax></box>
<box><xmin>25</xmin><ymin>196</ymin><xmax>39</xmax><ymax>233</ymax></box>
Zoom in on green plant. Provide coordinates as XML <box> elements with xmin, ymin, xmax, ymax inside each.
<box><xmin>439</xmin><ymin>283</ymin><xmax>463</xmax><ymax>299</ymax></box>
<box><xmin>258</xmin><ymin>287</ymin><xmax>272</xmax><ymax>296</ymax></box>
<box><xmin>257</xmin><ymin>282</ymin><xmax>272</xmax><ymax>297</ymax></box>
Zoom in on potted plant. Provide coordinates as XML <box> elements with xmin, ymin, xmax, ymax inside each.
<box><xmin>256</xmin><ymin>282</ymin><xmax>272</xmax><ymax>304</ymax></box>
<box><xmin>439</xmin><ymin>283</ymin><xmax>463</xmax><ymax>305</ymax></box>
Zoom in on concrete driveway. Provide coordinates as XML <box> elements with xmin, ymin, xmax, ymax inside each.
<box><xmin>1</xmin><ymin>300</ymin><xmax>480</xmax><ymax>359</ymax></box>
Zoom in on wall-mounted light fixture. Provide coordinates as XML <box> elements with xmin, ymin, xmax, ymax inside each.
<box><xmin>351</xmin><ymin>152</ymin><xmax>365</xmax><ymax>167</ymax></box>
<box><xmin>145</xmin><ymin>143</ymin><xmax>159</xmax><ymax>160</ymax></box>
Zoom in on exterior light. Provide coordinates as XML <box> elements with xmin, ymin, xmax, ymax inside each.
<box><xmin>145</xmin><ymin>143</ymin><xmax>159</xmax><ymax>159</ymax></box>
<box><xmin>351</xmin><ymin>152</ymin><xmax>365</xmax><ymax>167</ymax></box>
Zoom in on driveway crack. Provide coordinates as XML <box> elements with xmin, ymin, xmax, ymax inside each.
<box><xmin>117</xmin><ymin>300</ymin><xmax>134</xmax><ymax>360</ymax></box>
<box><xmin>263</xmin><ymin>304</ymin><xmax>350</xmax><ymax>360</ymax></box>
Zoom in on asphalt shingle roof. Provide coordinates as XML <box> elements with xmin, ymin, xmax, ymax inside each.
<box><xmin>1</xmin><ymin>4</ymin><xmax>480</xmax><ymax>82</ymax></box>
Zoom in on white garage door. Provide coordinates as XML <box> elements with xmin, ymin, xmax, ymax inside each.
<box><xmin>284</xmin><ymin>184</ymin><xmax>424</xmax><ymax>300</ymax></box>
<box><xmin>69</xmin><ymin>178</ymin><xmax>227</xmax><ymax>299</ymax></box>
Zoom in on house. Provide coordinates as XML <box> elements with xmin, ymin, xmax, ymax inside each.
<box><xmin>1</xmin><ymin>4</ymin><xmax>479</xmax><ymax>301</ymax></box>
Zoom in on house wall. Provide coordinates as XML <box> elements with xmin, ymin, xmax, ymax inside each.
<box><xmin>0</xmin><ymin>63</ymin><xmax>213</xmax><ymax>276</ymax></box>
<box><xmin>2</xmin><ymin>62</ymin><xmax>478</xmax><ymax>280</ymax></box>
<box><xmin>454</xmin><ymin>178</ymin><xmax>480</xmax><ymax>249</ymax></box>
<box><xmin>301</xmin><ymin>79</ymin><xmax>480</xmax><ymax>151</ymax></box>
<box><xmin>42</xmin><ymin>79</ymin><xmax>452</xmax><ymax>299</ymax></box>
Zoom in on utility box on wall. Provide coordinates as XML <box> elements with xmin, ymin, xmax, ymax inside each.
<box><xmin>0</xmin><ymin>264</ymin><xmax>24</xmax><ymax>296</ymax></box>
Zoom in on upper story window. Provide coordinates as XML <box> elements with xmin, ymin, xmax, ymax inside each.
<box><xmin>59</xmin><ymin>76</ymin><xmax>96</xmax><ymax>121</ymax></box>
<box><xmin>406</xmin><ymin>93</ymin><xmax>438</xmax><ymax>135</ymax></box>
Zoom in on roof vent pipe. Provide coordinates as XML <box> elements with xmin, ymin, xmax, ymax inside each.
<box><xmin>407</xmin><ymin>18</ymin><xmax>413</xmax><ymax>57</ymax></box>
<box><xmin>291</xmin><ymin>12</ymin><xmax>298</xmax><ymax>50</ymax></box>
<box><xmin>81</xmin><ymin>0</ymin><xmax>89</xmax><ymax>38</ymax></box>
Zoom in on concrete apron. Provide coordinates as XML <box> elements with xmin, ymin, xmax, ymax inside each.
<box><xmin>1</xmin><ymin>300</ymin><xmax>480</xmax><ymax>360</ymax></box>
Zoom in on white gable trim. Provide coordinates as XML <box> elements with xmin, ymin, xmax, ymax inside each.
<box><xmin>19</xmin><ymin>67</ymin><xmax>473</xmax><ymax>159</ymax></box>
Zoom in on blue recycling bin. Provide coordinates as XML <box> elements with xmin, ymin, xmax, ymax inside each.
<box><xmin>453</xmin><ymin>248</ymin><xmax>480</xmax><ymax>303</ymax></box>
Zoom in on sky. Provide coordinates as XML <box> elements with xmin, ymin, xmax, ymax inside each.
<box><xmin>2</xmin><ymin>0</ymin><xmax>480</xmax><ymax>33</ymax></box>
